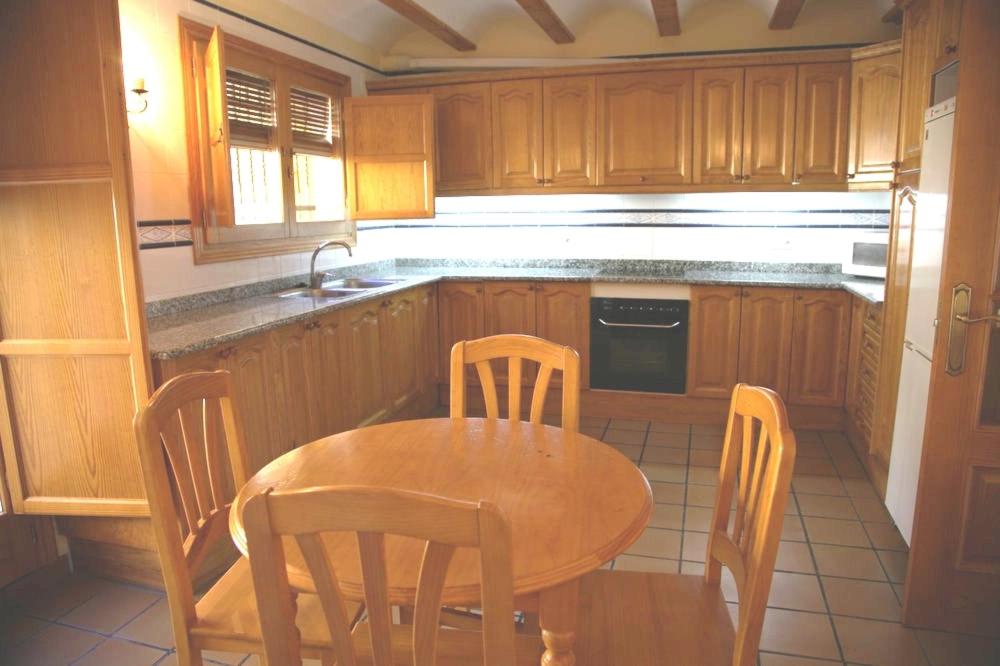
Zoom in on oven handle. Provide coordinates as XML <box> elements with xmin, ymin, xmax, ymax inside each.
<box><xmin>597</xmin><ymin>318</ymin><xmax>683</xmax><ymax>330</ymax></box>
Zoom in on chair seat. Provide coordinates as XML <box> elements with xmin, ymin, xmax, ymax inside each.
<box><xmin>191</xmin><ymin>558</ymin><xmax>358</xmax><ymax>654</ymax></box>
<box><xmin>576</xmin><ymin>570</ymin><xmax>735</xmax><ymax>666</ymax></box>
<box><xmin>351</xmin><ymin>622</ymin><xmax>544</xmax><ymax>666</ymax></box>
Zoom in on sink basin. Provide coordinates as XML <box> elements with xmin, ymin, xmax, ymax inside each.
<box><xmin>277</xmin><ymin>288</ymin><xmax>359</xmax><ymax>299</ymax></box>
<box><xmin>325</xmin><ymin>277</ymin><xmax>405</xmax><ymax>289</ymax></box>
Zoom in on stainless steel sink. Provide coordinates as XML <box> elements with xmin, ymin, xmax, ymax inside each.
<box><xmin>277</xmin><ymin>288</ymin><xmax>360</xmax><ymax>299</ymax></box>
<box><xmin>325</xmin><ymin>277</ymin><xmax>405</xmax><ymax>289</ymax></box>
<box><xmin>275</xmin><ymin>277</ymin><xmax>406</xmax><ymax>299</ymax></box>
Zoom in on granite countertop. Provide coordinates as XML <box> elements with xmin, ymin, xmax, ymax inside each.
<box><xmin>147</xmin><ymin>260</ymin><xmax>885</xmax><ymax>360</ymax></box>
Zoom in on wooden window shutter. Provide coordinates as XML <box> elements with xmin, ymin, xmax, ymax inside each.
<box><xmin>291</xmin><ymin>86</ymin><xmax>337</xmax><ymax>155</ymax></box>
<box><xmin>204</xmin><ymin>26</ymin><xmax>236</xmax><ymax>228</ymax></box>
<box><xmin>227</xmin><ymin>70</ymin><xmax>275</xmax><ymax>148</ymax></box>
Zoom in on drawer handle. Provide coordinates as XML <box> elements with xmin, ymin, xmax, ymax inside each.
<box><xmin>217</xmin><ymin>346</ymin><xmax>236</xmax><ymax>359</ymax></box>
<box><xmin>598</xmin><ymin>318</ymin><xmax>681</xmax><ymax>330</ymax></box>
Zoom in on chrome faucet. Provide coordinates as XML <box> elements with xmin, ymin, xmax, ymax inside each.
<box><xmin>309</xmin><ymin>240</ymin><xmax>353</xmax><ymax>288</ymax></box>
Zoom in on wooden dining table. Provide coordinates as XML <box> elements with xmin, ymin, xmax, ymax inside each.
<box><xmin>229</xmin><ymin>417</ymin><xmax>653</xmax><ymax>665</ymax></box>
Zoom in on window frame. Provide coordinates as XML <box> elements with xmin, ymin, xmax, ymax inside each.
<box><xmin>179</xmin><ymin>18</ymin><xmax>354</xmax><ymax>264</ymax></box>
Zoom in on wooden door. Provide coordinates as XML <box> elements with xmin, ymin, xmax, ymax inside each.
<box><xmin>433</xmin><ymin>83</ymin><xmax>492</xmax><ymax>191</ymax></box>
<box><xmin>737</xmin><ymin>288</ymin><xmax>794</xmax><ymax>397</ymax></box>
<box><xmin>535</xmin><ymin>282</ymin><xmax>591</xmax><ymax>388</ymax></box>
<box><xmin>788</xmin><ymin>290</ymin><xmax>852</xmax><ymax>407</ymax></box>
<box><xmin>415</xmin><ymin>285</ymin><xmax>439</xmax><ymax>391</ymax></box>
<box><xmin>310</xmin><ymin>311</ymin><xmax>350</xmax><ymax>438</ymax></box>
<box><xmin>897</xmin><ymin>0</ymin><xmax>938</xmax><ymax>172</ymax></box>
<box><xmin>935</xmin><ymin>0</ymin><xmax>964</xmax><ymax>64</ymax></box>
<box><xmin>0</xmin><ymin>0</ymin><xmax>153</xmax><ymax>517</ymax></box>
<box><xmin>273</xmin><ymin>322</ymin><xmax>320</xmax><ymax>449</ymax></box>
<box><xmin>224</xmin><ymin>334</ymin><xmax>286</xmax><ymax>471</ymax></box>
<box><xmin>693</xmin><ymin>68</ymin><xmax>744</xmax><ymax>184</ymax></box>
<box><xmin>543</xmin><ymin>76</ymin><xmax>596</xmax><ymax>187</ymax></box>
<box><xmin>905</xmin><ymin>0</ymin><xmax>1000</xmax><ymax>633</ymax></box>
<box><xmin>438</xmin><ymin>282</ymin><xmax>486</xmax><ymax>381</ymax></box>
<box><xmin>491</xmin><ymin>79</ymin><xmax>543</xmax><ymax>188</ymax></box>
<box><xmin>742</xmin><ymin>66</ymin><xmax>796</xmax><ymax>184</ymax></box>
<box><xmin>341</xmin><ymin>304</ymin><xmax>387</xmax><ymax>428</ymax></box>
<box><xmin>344</xmin><ymin>94</ymin><xmax>435</xmax><ymax>219</ymax></box>
<box><xmin>484</xmin><ymin>282</ymin><xmax>537</xmax><ymax>384</ymax></box>
<box><xmin>596</xmin><ymin>70</ymin><xmax>693</xmax><ymax>186</ymax></box>
<box><xmin>848</xmin><ymin>49</ymin><xmax>902</xmax><ymax>182</ymax></box>
<box><xmin>687</xmin><ymin>286</ymin><xmax>742</xmax><ymax>399</ymax></box>
<box><xmin>379</xmin><ymin>292</ymin><xmax>420</xmax><ymax>412</ymax></box>
<box><xmin>794</xmin><ymin>62</ymin><xmax>851</xmax><ymax>184</ymax></box>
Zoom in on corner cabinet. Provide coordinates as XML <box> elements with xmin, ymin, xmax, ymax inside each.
<box><xmin>848</xmin><ymin>44</ymin><xmax>902</xmax><ymax>185</ymax></box>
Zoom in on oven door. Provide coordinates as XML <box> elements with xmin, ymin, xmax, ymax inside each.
<box><xmin>591</xmin><ymin>306</ymin><xmax>688</xmax><ymax>394</ymax></box>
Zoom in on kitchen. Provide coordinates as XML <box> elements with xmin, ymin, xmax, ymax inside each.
<box><xmin>1</xmin><ymin>1</ymin><xmax>998</xmax><ymax>665</ymax></box>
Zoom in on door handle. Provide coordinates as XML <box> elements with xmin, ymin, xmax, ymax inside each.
<box><xmin>946</xmin><ymin>283</ymin><xmax>1000</xmax><ymax>375</ymax></box>
<box><xmin>597</xmin><ymin>318</ymin><xmax>682</xmax><ymax>330</ymax></box>
<box><xmin>955</xmin><ymin>314</ymin><xmax>1000</xmax><ymax>325</ymax></box>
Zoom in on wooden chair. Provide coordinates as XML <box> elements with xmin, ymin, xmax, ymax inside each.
<box><xmin>574</xmin><ymin>384</ymin><xmax>797</xmax><ymax>666</ymax></box>
<box><xmin>450</xmin><ymin>334</ymin><xmax>581</xmax><ymax>431</ymax></box>
<box><xmin>134</xmin><ymin>370</ymin><xmax>352</xmax><ymax>666</ymax></box>
<box><xmin>242</xmin><ymin>485</ymin><xmax>543</xmax><ymax>665</ymax></box>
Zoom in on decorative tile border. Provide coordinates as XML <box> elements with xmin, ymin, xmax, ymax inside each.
<box><xmin>138</xmin><ymin>220</ymin><xmax>193</xmax><ymax>249</ymax></box>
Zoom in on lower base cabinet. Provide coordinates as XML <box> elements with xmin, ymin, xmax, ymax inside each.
<box><xmin>845</xmin><ymin>296</ymin><xmax>886</xmax><ymax>491</ymax></box>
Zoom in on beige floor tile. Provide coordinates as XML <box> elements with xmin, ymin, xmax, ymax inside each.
<box><xmin>608</xmin><ymin>418</ymin><xmax>648</xmax><ymax>431</ymax></box>
<box><xmin>850</xmin><ymin>497</ymin><xmax>893</xmax><ymax>523</ymax></box>
<box><xmin>834</xmin><ymin>615</ymin><xmax>929</xmax><ymax>666</ymax></box>
<box><xmin>613</xmin><ymin>555</ymin><xmax>679</xmax><ymax>573</ymax></box>
<box><xmin>579</xmin><ymin>425</ymin><xmax>605</xmax><ymax>440</ymax></box>
<box><xmin>760</xmin><ymin>654</ymin><xmax>843</xmax><ymax>665</ymax></box>
<box><xmin>690</xmin><ymin>434</ymin><xmax>724</xmax><ymax>450</ymax></box>
<box><xmin>685</xmin><ymin>483</ymin><xmax>718</xmax><ymax>507</ymax></box>
<box><xmin>679</xmin><ymin>560</ymin><xmax>704</xmax><ymax>575</ymax></box>
<box><xmin>782</xmin><ymin>514</ymin><xmax>807</xmax><ymax>542</ymax></box>
<box><xmin>863</xmin><ymin>522</ymin><xmax>908</xmax><ymax>551</ymax></box>
<box><xmin>796</xmin><ymin>494</ymin><xmax>859</xmax><ymax>520</ymax></box>
<box><xmin>775</xmin><ymin>541</ymin><xmax>816</xmax><ymax>574</ymax></box>
<box><xmin>640</xmin><ymin>462</ymin><xmax>686</xmax><ymax>483</ymax></box>
<box><xmin>688</xmin><ymin>448</ymin><xmax>722</xmax><ymax>467</ymax></box>
<box><xmin>0</xmin><ymin>612</ymin><xmax>49</xmax><ymax>649</ymax></box>
<box><xmin>767</xmin><ymin>572</ymin><xmax>827</xmax><ymax>612</ymax></box>
<box><xmin>916</xmin><ymin>628</ymin><xmax>1000</xmax><ymax>666</ymax></box>
<box><xmin>795</xmin><ymin>457</ymin><xmax>839</xmax><ymax>476</ymax></box>
<box><xmin>649</xmin><ymin>421</ymin><xmax>690</xmax><ymax>434</ymax></box>
<box><xmin>822</xmin><ymin>577</ymin><xmax>902</xmax><ymax>621</ymax></box>
<box><xmin>73</xmin><ymin>638</ymin><xmax>166</xmax><ymax>666</ymax></box>
<box><xmin>625</xmin><ymin>527</ymin><xmax>681</xmax><ymax>559</ymax></box>
<box><xmin>795</xmin><ymin>430</ymin><xmax>823</xmax><ymax>444</ymax></box>
<box><xmin>760</xmin><ymin>608</ymin><xmax>841</xmax><ymax>660</ymax></box>
<box><xmin>602</xmin><ymin>428</ymin><xmax>645</xmax><ymax>445</ymax></box>
<box><xmin>832</xmin><ymin>457</ymin><xmax>868</xmax><ymax>478</ymax></box>
<box><xmin>841</xmin><ymin>478</ymin><xmax>879</xmax><ymax>500</ymax></box>
<box><xmin>684</xmin><ymin>505</ymin><xmax>714</xmax><ymax>532</ymax></box>
<box><xmin>687</xmin><ymin>465</ymin><xmax>719</xmax><ymax>486</ymax></box>
<box><xmin>796</xmin><ymin>440</ymin><xmax>830</xmax><ymax>459</ymax></box>
<box><xmin>60</xmin><ymin>583</ymin><xmax>161</xmax><ymax>634</ymax></box>
<box><xmin>650</xmin><ymin>481</ymin><xmax>685</xmax><ymax>505</ymax></box>
<box><xmin>580</xmin><ymin>416</ymin><xmax>609</xmax><ymax>429</ymax></box>
<box><xmin>202</xmin><ymin>649</ymin><xmax>250</xmax><ymax>664</ymax></box>
<box><xmin>645</xmin><ymin>430</ymin><xmax>689</xmax><ymax>448</ymax></box>
<box><xmin>642</xmin><ymin>446</ymin><xmax>687</xmax><ymax>464</ymax></box>
<box><xmin>1</xmin><ymin>623</ymin><xmax>103</xmax><ymax>665</ymax></box>
<box><xmin>115</xmin><ymin>597</ymin><xmax>174</xmax><ymax>649</ymax></box>
<box><xmin>649</xmin><ymin>502</ymin><xmax>684</xmax><ymax>529</ymax></box>
<box><xmin>793</xmin><ymin>475</ymin><xmax>848</xmax><ymax>496</ymax></box>
<box><xmin>9</xmin><ymin>575</ymin><xmax>107</xmax><ymax>620</ymax></box>
<box><xmin>803</xmin><ymin>516</ymin><xmax>870</xmax><ymax>547</ymax></box>
<box><xmin>877</xmin><ymin>549</ymin><xmax>909</xmax><ymax>583</ymax></box>
<box><xmin>242</xmin><ymin>656</ymin><xmax>323</xmax><ymax>666</ymax></box>
<box><xmin>692</xmin><ymin>423</ymin><xmax>725</xmax><ymax>435</ymax></box>
<box><xmin>608</xmin><ymin>442</ymin><xmax>642</xmax><ymax>461</ymax></box>
<box><xmin>681</xmin><ymin>530</ymin><xmax>708</xmax><ymax>562</ymax></box>
<box><xmin>813</xmin><ymin>545</ymin><xmax>887</xmax><ymax>581</ymax></box>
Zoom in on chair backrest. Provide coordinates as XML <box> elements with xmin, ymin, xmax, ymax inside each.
<box><xmin>243</xmin><ymin>486</ymin><xmax>516</xmax><ymax>666</ymax></box>
<box><xmin>704</xmin><ymin>384</ymin><xmax>797</xmax><ymax>666</ymax></box>
<box><xmin>133</xmin><ymin>370</ymin><xmax>252</xmax><ymax>637</ymax></box>
<box><xmin>450</xmin><ymin>334</ymin><xmax>581</xmax><ymax>432</ymax></box>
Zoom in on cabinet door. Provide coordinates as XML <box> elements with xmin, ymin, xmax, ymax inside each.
<box><xmin>492</xmin><ymin>79</ymin><xmax>543</xmax><ymax>189</ymax></box>
<box><xmin>224</xmin><ymin>334</ymin><xmax>286</xmax><ymax>472</ymax></box>
<box><xmin>936</xmin><ymin>0</ymin><xmax>963</xmax><ymax>63</ymax></box>
<box><xmin>687</xmin><ymin>286</ymin><xmax>742</xmax><ymax>399</ymax></box>
<box><xmin>342</xmin><ymin>304</ymin><xmax>387</xmax><ymax>428</ymax></box>
<box><xmin>273</xmin><ymin>322</ymin><xmax>319</xmax><ymax>449</ymax></box>
<box><xmin>535</xmin><ymin>282</ymin><xmax>591</xmax><ymax>388</ymax></box>
<box><xmin>438</xmin><ymin>282</ymin><xmax>486</xmax><ymax>382</ymax></box>
<box><xmin>543</xmin><ymin>76</ymin><xmax>596</xmax><ymax>187</ymax></box>
<box><xmin>794</xmin><ymin>62</ymin><xmax>851</xmax><ymax>184</ymax></box>
<box><xmin>788</xmin><ymin>290</ymin><xmax>852</xmax><ymax>407</ymax></box>
<box><xmin>484</xmin><ymin>281</ymin><xmax>537</xmax><ymax>383</ymax></box>
<box><xmin>738</xmin><ymin>288</ymin><xmax>795</xmax><ymax>397</ymax></box>
<box><xmin>848</xmin><ymin>51</ymin><xmax>902</xmax><ymax>181</ymax></box>
<box><xmin>897</xmin><ymin>0</ymin><xmax>938</xmax><ymax>171</ymax></box>
<box><xmin>693</xmin><ymin>68</ymin><xmax>744</xmax><ymax>184</ymax></box>
<box><xmin>310</xmin><ymin>311</ymin><xmax>350</xmax><ymax>437</ymax></box>
<box><xmin>596</xmin><ymin>70</ymin><xmax>693</xmax><ymax>186</ymax></box>
<box><xmin>379</xmin><ymin>292</ymin><xmax>420</xmax><ymax>412</ymax></box>
<box><xmin>415</xmin><ymin>285</ymin><xmax>439</xmax><ymax>389</ymax></box>
<box><xmin>742</xmin><ymin>66</ymin><xmax>796</xmax><ymax>184</ymax></box>
<box><xmin>433</xmin><ymin>83</ymin><xmax>492</xmax><ymax>191</ymax></box>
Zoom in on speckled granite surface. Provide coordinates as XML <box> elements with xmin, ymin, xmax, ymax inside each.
<box><xmin>147</xmin><ymin>259</ymin><xmax>885</xmax><ymax>359</ymax></box>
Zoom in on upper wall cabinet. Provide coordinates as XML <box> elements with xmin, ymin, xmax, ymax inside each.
<box><xmin>742</xmin><ymin>66</ymin><xmax>797</xmax><ymax>185</ymax></box>
<box><xmin>848</xmin><ymin>44</ymin><xmax>902</xmax><ymax>185</ymax></box>
<box><xmin>543</xmin><ymin>76</ymin><xmax>597</xmax><ymax>187</ymax></box>
<box><xmin>433</xmin><ymin>83</ymin><xmax>493</xmax><ymax>191</ymax></box>
<box><xmin>794</xmin><ymin>62</ymin><xmax>851</xmax><ymax>185</ymax></box>
<box><xmin>897</xmin><ymin>0</ymin><xmax>939</xmax><ymax>172</ymax></box>
<box><xmin>491</xmin><ymin>79</ymin><xmax>544</xmax><ymax>188</ymax></box>
<box><xmin>693</xmin><ymin>68</ymin><xmax>744</xmax><ymax>185</ymax></box>
<box><xmin>596</xmin><ymin>71</ymin><xmax>693</xmax><ymax>186</ymax></box>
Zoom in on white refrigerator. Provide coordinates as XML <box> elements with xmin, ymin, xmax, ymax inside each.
<box><xmin>885</xmin><ymin>97</ymin><xmax>956</xmax><ymax>545</ymax></box>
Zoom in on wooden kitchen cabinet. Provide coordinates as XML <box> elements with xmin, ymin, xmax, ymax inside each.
<box><xmin>491</xmin><ymin>79</ymin><xmax>544</xmax><ymax>188</ymax></box>
<box><xmin>433</xmin><ymin>83</ymin><xmax>493</xmax><ymax>191</ymax></box>
<box><xmin>415</xmin><ymin>285</ymin><xmax>439</xmax><ymax>387</ymax></box>
<box><xmin>794</xmin><ymin>62</ymin><xmax>851</xmax><ymax>184</ymax></box>
<box><xmin>379</xmin><ymin>292</ymin><xmax>420</xmax><ymax>412</ymax></box>
<box><xmin>935</xmin><ymin>0</ymin><xmax>963</xmax><ymax>65</ymax></box>
<box><xmin>788</xmin><ymin>290</ymin><xmax>852</xmax><ymax>406</ymax></box>
<box><xmin>742</xmin><ymin>65</ymin><xmax>797</xmax><ymax>184</ymax></box>
<box><xmin>738</xmin><ymin>288</ymin><xmax>795</xmax><ymax>396</ymax></box>
<box><xmin>438</xmin><ymin>281</ymin><xmax>486</xmax><ymax>380</ymax></box>
<box><xmin>848</xmin><ymin>44</ymin><xmax>902</xmax><ymax>184</ymax></box>
<box><xmin>310</xmin><ymin>311</ymin><xmax>351</xmax><ymax>437</ymax></box>
<box><xmin>693</xmin><ymin>67</ymin><xmax>744</xmax><ymax>184</ymax></box>
<box><xmin>897</xmin><ymin>0</ymin><xmax>939</xmax><ymax>172</ymax></box>
<box><xmin>543</xmin><ymin>76</ymin><xmax>597</xmax><ymax>187</ymax></box>
<box><xmin>341</xmin><ymin>302</ymin><xmax>387</xmax><ymax>428</ymax></box>
<box><xmin>535</xmin><ymin>282</ymin><xmax>591</xmax><ymax>388</ymax></box>
<box><xmin>484</xmin><ymin>281</ymin><xmax>538</xmax><ymax>383</ymax></box>
<box><xmin>687</xmin><ymin>286</ymin><xmax>743</xmax><ymax>399</ymax></box>
<box><xmin>274</xmin><ymin>322</ymin><xmax>322</xmax><ymax>449</ymax></box>
<box><xmin>596</xmin><ymin>70</ymin><xmax>693</xmax><ymax>186</ymax></box>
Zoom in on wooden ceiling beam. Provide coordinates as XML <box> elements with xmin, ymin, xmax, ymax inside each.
<box><xmin>650</xmin><ymin>0</ymin><xmax>681</xmax><ymax>36</ymax></box>
<box><xmin>377</xmin><ymin>0</ymin><xmax>476</xmax><ymax>52</ymax></box>
<box><xmin>515</xmin><ymin>0</ymin><xmax>574</xmax><ymax>44</ymax></box>
<box><xmin>769</xmin><ymin>0</ymin><xmax>807</xmax><ymax>30</ymax></box>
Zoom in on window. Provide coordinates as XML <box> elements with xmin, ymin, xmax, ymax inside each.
<box><xmin>180</xmin><ymin>21</ymin><xmax>354</xmax><ymax>262</ymax></box>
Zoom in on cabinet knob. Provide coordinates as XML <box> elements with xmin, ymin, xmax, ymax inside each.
<box><xmin>638</xmin><ymin>176</ymin><xmax>648</xmax><ymax>183</ymax></box>
<box><xmin>742</xmin><ymin>174</ymin><xmax>750</xmax><ymax>182</ymax></box>
<box><xmin>847</xmin><ymin>173</ymin><xmax>856</xmax><ymax>179</ymax></box>
<box><xmin>217</xmin><ymin>346</ymin><xmax>236</xmax><ymax>359</ymax></box>
<box><xmin>945</xmin><ymin>44</ymin><xmax>957</xmax><ymax>54</ymax></box>
<box><xmin>535</xmin><ymin>178</ymin><xmax>544</xmax><ymax>185</ymax></box>
<box><xmin>890</xmin><ymin>160</ymin><xmax>901</xmax><ymax>169</ymax></box>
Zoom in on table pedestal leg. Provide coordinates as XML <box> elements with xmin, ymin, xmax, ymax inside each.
<box><xmin>539</xmin><ymin>579</ymin><xmax>580</xmax><ymax>666</ymax></box>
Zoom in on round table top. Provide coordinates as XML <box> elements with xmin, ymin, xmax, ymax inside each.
<box><xmin>229</xmin><ymin>418</ymin><xmax>652</xmax><ymax>605</ymax></box>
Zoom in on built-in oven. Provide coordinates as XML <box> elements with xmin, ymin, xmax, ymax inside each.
<box><xmin>590</xmin><ymin>297</ymin><xmax>689</xmax><ymax>394</ymax></box>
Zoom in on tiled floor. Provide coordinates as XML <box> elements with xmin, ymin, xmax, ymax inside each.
<box><xmin>2</xmin><ymin>420</ymin><xmax>998</xmax><ymax>665</ymax></box>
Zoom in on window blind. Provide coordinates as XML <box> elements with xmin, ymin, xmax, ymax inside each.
<box><xmin>290</xmin><ymin>86</ymin><xmax>339</xmax><ymax>154</ymax></box>
<box><xmin>226</xmin><ymin>69</ymin><xmax>274</xmax><ymax>146</ymax></box>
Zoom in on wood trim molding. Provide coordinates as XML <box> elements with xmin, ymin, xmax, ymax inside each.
<box><xmin>21</xmin><ymin>497</ymin><xmax>150</xmax><ymax>518</ymax></box>
<box><xmin>377</xmin><ymin>0</ymin><xmax>476</xmax><ymax>52</ymax></box>
<box><xmin>650</xmin><ymin>0</ymin><xmax>681</xmax><ymax>36</ymax></box>
<box><xmin>770</xmin><ymin>0</ymin><xmax>807</xmax><ymax>30</ymax></box>
<box><xmin>850</xmin><ymin>39</ymin><xmax>902</xmax><ymax>60</ymax></box>
<box><xmin>515</xmin><ymin>0</ymin><xmax>574</xmax><ymax>44</ymax></box>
